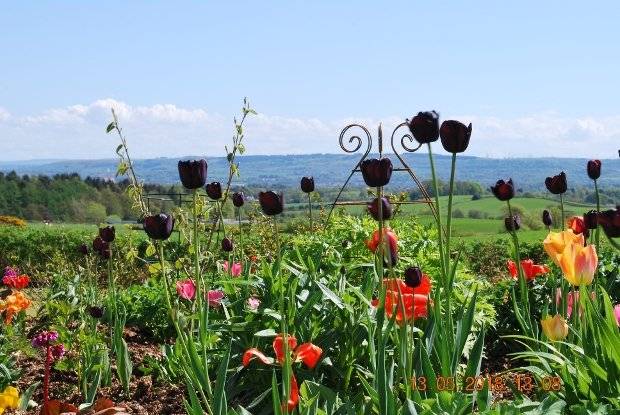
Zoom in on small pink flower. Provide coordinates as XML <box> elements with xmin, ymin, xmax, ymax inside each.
<box><xmin>247</xmin><ymin>296</ymin><xmax>261</xmax><ymax>310</ymax></box>
<box><xmin>176</xmin><ymin>279</ymin><xmax>196</xmax><ymax>301</ymax></box>
<box><xmin>223</xmin><ymin>261</ymin><xmax>242</xmax><ymax>277</ymax></box>
<box><xmin>614</xmin><ymin>304</ymin><xmax>620</xmax><ymax>327</ymax></box>
<box><xmin>207</xmin><ymin>290</ymin><xmax>225</xmax><ymax>307</ymax></box>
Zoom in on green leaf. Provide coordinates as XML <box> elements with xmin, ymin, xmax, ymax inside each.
<box><xmin>106</xmin><ymin>121</ymin><xmax>116</xmax><ymax>133</ymax></box>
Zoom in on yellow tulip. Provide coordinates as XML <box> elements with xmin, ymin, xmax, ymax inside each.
<box><xmin>543</xmin><ymin>230</ymin><xmax>584</xmax><ymax>267</ymax></box>
<box><xmin>559</xmin><ymin>241</ymin><xmax>598</xmax><ymax>286</ymax></box>
<box><xmin>541</xmin><ymin>314</ymin><xmax>569</xmax><ymax>341</ymax></box>
<box><xmin>0</xmin><ymin>386</ymin><xmax>19</xmax><ymax>409</ymax></box>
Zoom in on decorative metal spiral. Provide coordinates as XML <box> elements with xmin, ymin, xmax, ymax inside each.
<box><xmin>338</xmin><ymin>124</ymin><xmax>372</xmax><ymax>163</ymax></box>
<box><xmin>390</xmin><ymin>121</ymin><xmax>422</xmax><ymax>155</ymax></box>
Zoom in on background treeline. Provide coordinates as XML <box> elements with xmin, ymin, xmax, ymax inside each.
<box><xmin>0</xmin><ymin>171</ymin><xmax>617</xmax><ymax>223</ymax></box>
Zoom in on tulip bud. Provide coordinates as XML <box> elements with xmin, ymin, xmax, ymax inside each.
<box><xmin>205</xmin><ymin>182</ymin><xmax>222</xmax><ymax>200</ymax></box>
<box><xmin>505</xmin><ymin>215</ymin><xmax>521</xmax><ymax>232</ymax></box>
<box><xmin>88</xmin><ymin>306</ymin><xmax>104</xmax><ymax>319</ymax></box>
<box><xmin>407</xmin><ymin>111</ymin><xmax>439</xmax><ymax>144</ymax></box>
<box><xmin>92</xmin><ymin>236</ymin><xmax>107</xmax><ymax>252</ymax></box>
<box><xmin>583</xmin><ymin>210</ymin><xmax>598</xmax><ymax>230</ymax></box>
<box><xmin>597</xmin><ymin>208</ymin><xmax>620</xmax><ymax>238</ymax></box>
<box><xmin>491</xmin><ymin>179</ymin><xmax>514</xmax><ymax>201</ymax></box>
<box><xmin>221</xmin><ymin>237</ymin><xmax>234</xmax><ymax>252</ymax></box>
<box><xmin>99</xmin><ymin>226</ymin><xmax>115</xmax><ymax>243</ymax></box>
<box><xmin>545</xmin><ymin>172</ymin><xmax>567</xmax><ymax>195</ymax></box>
<box><xmin>439</xmin><ymin>120</ymin><xmax>472</xmax><ymax>153</ymax></box>
<box><xmin>542</xmin><ymin>210</ymin><xmax>553</xmax><ymax>228</ymax></box>
<box><xmin>541</xmin><ymin>314</ymin><xmax>568</xmax><ymax>341</ymax></box>
<box><xmin>360</xmin><ymin>158</ymin><xmax>393</xmax><ymax>188</ymax></box>
<box><xmin>567</xmin><ymin>216</ymin><xmax>589</xmax><ymax>237</ymax></box>
<box><xmin>258</xmin><ymin>191</ymin><xmax>284</xmax><ymax>216</ymax></box>
<box><xmin>300</xmin><ymin>176</ymin><xmax>315</xmax><ymax>193</ymax></box>
<box><xmin>77</xmin><ymin>243</ymin><xmax>89</xmax><ymax>255</ymax></box>
<box><xmin>178</xmin><ymin>159</ymin><xmax>208</xmax><ymax>190</ymax></box>
<box><xmin>143</xmin><ymin>213</ymin><xmax>175</xmax><ymax>240</ymax></box>
<box><xmin>367</xmin><ymin>197</ymin><xmax>392</xmax><ymax>221</ymax></box>
<box><xmin>404</xmin><ymin>266</ymin><xmax>423</xmax><ymax>288</ymax></box>
<box><xmin>587</xmin><ymin>160</ymin><xmax>601</xmax><ymax>180</ymax></box>
<box><xmin>232</xmin><ymin>192</ymin><xmax>245</xmax><ymax>208</ymax></box>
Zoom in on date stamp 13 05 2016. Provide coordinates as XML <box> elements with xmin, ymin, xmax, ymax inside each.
<box><xmin>410</xmin><ymin>374</ymin><xmax>561</xmax><ymax>394</ymax></box>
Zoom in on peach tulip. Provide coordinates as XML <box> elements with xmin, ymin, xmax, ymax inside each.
<box><xmin>541</xmin><ymin>314</ymin><xmax>568</xmax><ymax>341</ymax></box>
<box><xmin>543</xmin><ymin>230</ymin><xmax>583</xmax><ymax>267</ymax></box>
<box><xmin>559</xmin><ymin>240</ymin><xmax>597</xmax><ymax>286</ymax></box>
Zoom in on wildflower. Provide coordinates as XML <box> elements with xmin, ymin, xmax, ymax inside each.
<box><xmin>222</xmin><ymin>261</ymin><xmax>242</xmax><ymax>277</ymax></box>
<box><xmin>0</xmin><ymin>291</ymin><xmax>31</xmax><ymax>324</ymax></box>
<box><xmin>439</xmin><ymin>120</ymin><xmax>472</xmax><ymax>153</ymax></box>
<box><xmin>258</xmin><ymin>191</ymin><xmax>284</xmax><ymax>216</ymax></box>
<box><xmin>143</xmin><ymin>213</ymin><xmax>175</xmax><ymax>240</ymax></box>
<box><xmin>205</xmin><ymin>182</ymin><xmax>222</xmax><ymax>200</ymax></box>
<box><xmin>247</xmin><ymin>297</ymin><xmax>261</xmax><ymax>310</ymax></box>
<box><xmin>300</xmin><ymin>176</ymin><xmax>315</xmax><ymax>193</ymax></box>
<box><xmin>367</xmin><ymin>197</ymin><xmax>392</xmax><ymax>221</ymax></box>
<box><xmin>32</xmin><ymin>331</ymin><xmax>59</xmax><ymax>348</ymax></box>
<box><xmin>507</xmin><ymin>259</ymin><xmax>549</xmax><ymax>281</ymax></box>
<box><xmin>587</xmin><ymin>159</ymin><xmax>601</xmax><ymax>180</ymax></box>
<box><xmin>545</xmin><ymin>172</ymin><xmax>567</xmax><ymax>195</ymax></box>
<box><xmin>360</xmin><ymin>158</ymin><xmax>393</xmax><ymax>187</ymax></box>
<box><xmin>371</xmin><ymin>275</ymin><xmax>432</xmax><ymax>324</ymax></box>
<box><xmin>176</xmin><ymin>279</ymin><xmax>196</xmax><ymax>301</ymax></box>
<box><xmin>543</xmin><ymin>230</ymin><xmax>584</xmax><ymax>267</ymax></box>
<box><xmin>541</xmin><ymin>314</ymin><xmax>568</xmax><ymax>341</ymax></box>
<box><xmin>407</xmin><ymin>111</ymin><xmax>440</xmax><ymax>144</ymax></box>
<box><xmin>366</xmin><ymin>228</ymin><xmax>398</xmax><ymax>266</ymax></box>
<box><xmin>178</xmin><ymin>159</ymin><xmax>208</xmax><ymax>189</ymax></box>
<box><xmin>490</xmin><ymin>179</ymin><xmax>514</xmax><ymax>201</ymax></box>
<box><xmin>207</xmin><ymin>290</ymin><xmax>225</xmax><ymax>307</ymax></box>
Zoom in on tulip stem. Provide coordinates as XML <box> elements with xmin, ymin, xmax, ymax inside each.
<box><xmin>426</xmin><ymin>144</ymin><xmax>447</xmax><ymax>284</ymax></box>
<box><xmin>594</xmin><ymin>179</ymin><xmax>601</xmax><ymax>253</ymax></box>
<box><xmin>307</xmin><ymin>192</ymin><xmax>313</xmax><ymax>231</ymax></box>
<box><xmin>375</xmin><ymin>184</ymin><xmax>388</xmax><ymax>415</ymax></box>
<box><xmin>445</xmin><ymin>152</ymin><xmax>457</xmax><ymax>284</ymax></box>
<box><xmin>559</xmin><ymin>193</ymin><xmax>565</xmax><ymax>230</ymax></box>
<box><xmin>507</xmin><ymin>200</ymin><xmax>532</xmax><ymax>333</ymax></box>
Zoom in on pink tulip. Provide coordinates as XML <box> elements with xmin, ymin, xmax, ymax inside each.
<box><xmin>223</xmin><ymin>261</ymin><xmax>242</xmax><ymax>277</ymax></box>
<box><xmin>247</xmin><ymin>296</ymin><xmax>261</xmax><ymax>310</ymax></box>
<box><xmin>207</xmin><ymin>290</ymin><xmax>225</xmax><ymax>307</ymax></box>
<box><xmin>176</xmin><ymin>279</ymin><xmax>196</xmax><ymax>301</ymax></box>
<box><xmin>556</xmin><ymin>288</ymin><xmax>595</xmax><ymax>318</ymax></box>
<box><xmin>614</xmin><ymin>305</ymin><xmax>620</xmax><ymax>327</ymax></box>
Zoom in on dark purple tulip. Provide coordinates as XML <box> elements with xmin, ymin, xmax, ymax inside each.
<box><xmin>88</xmin><ymin>306</ymin><xmax>104</xmax><ymax>319</ymax></box>
<box><xmin>407</xmin><ymin>111</ymin><xmax>440</xmax><ymax>144</ymax></box>
<box><xmin>367</xmin><ymin>197</ymin><xmax>392</xmax><ymax>221</ymax></box>
<box><xmin>440</xmin><ymin>120</ymin><xmax>472</xmax><ymax>153</ymax></box>
<box><xmin>404</xmin><ymin>266</ymin><xmax>423</xmax><ymax>288</ymax></box>
<box><xmin>99</xmin><ymin>247</ymin><xmax>111</xmax><ymax>259</ymax></box>
<box><xmin>505</xmin><ymin>215</ymin><xmax>521</xmax><ymax>232</ymax></box>
<box><xmin>221</xmin><ymin>237</ymin><xmax>234</xmax><ymax>252</ymax></box>
<box><xmin>99</xmin><ymin>226</ymin><xmax>115</xmax><ymax>243</ymax></box>
<box><xmin>78</xmin><ymin>243</ymin><xmax>89</xmax><ymax>255</ymax></box>
<box><xmin>491</xmin><ymin>179</ymin><xmax>515</xmax><ymax>201</ymax></box>
<box><xmin>143</xmin><ymin>213</ymin><xmax>175</xmax><ymax>240</ymax></box>
<box><xmin>587</xmin><ymin>160</ymin><xmax>601</xmax><ymax>180</ymax></box>
<box><xmin>360</xmin><ymin>158</ymin><xmax>393</xmax><ymax>187</ymax></box>
<box><xmin>597</xmin><ymin>208</ymin><xmax>620</xmax><ymax>238</ymax></box>
<box><xmin>258</xmin><ymin>191</ymin><xmax>284</xmax><ymax>216</ymax></box>
<box><xmin>178</xmin><ymin>159</ymin><xmax>208</xmax><ymax>190</ymax></box>
<box><xmin>205</xmin><ymin>182</ymin><xmax>222</xmax><ymax>200</ymax></box>
<box><xmin>542</xmin><ymin>210</ymin><xmax>553</xmax><ymax>227</ymax></box>
<box><xmin>300</xmin><ymin>176</ymin><xmax>315</xmax><ymax>193</ymax></box>
<box><xmin>232</xmin><ymin>192</ymin><xmax>245</xmax><ymax>208</ymax></box>
<box><xmin>583</xmin><ymin>210</ymin><xmax>598</xmax><ymax>230</ymax></box>
<box><xmin>545</xmin><ymin>172</ymin><xmax>567</xmax><ymax>195</ymax></box>
<box><xmin>92</xmin><ymin>236</ymin><xmax>107</xmax><ymax>252</ymax></box>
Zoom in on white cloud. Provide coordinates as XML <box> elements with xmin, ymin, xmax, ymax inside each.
<box><xmin>0</xmin><ymin>100</ymin><xmax>618</xmax><ymax>160</ymax></box>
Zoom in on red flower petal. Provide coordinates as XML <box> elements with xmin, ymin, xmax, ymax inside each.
<box><xmin>273</xmin><ymin>334</ymin><xmax>297</xmax><ymax>363</ymax></box>
<box><xmin>281</xmin><ymin>375</ymin><xmax>299</xmax><ymax>413</ymax></box>
<box><xmin>242</xmin><ymin>348</ymin><xmax>273</xmax><ymax>367</ymax></box>
<box><xmin>294</xmin><ymin>342</ymin><xmax>323</xmax><ymax>369</ymax></box>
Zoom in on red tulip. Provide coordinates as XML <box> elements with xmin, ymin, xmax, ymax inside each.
<box><xmin>507</xmin><ymin>259</ymin><xmax>550</xmax><ymax>281</ymax></box>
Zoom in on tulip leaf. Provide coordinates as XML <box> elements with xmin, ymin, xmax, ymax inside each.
<box><xmin>106</xmin><ymin>121</ymin><xmax>116</xmax><ymax>133</ymax></box>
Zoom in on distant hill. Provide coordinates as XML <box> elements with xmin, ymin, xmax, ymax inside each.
<box><xmin>1</xmin><ymin>153</ymin><xmax>619</xmax><ymax>191</ymax></box>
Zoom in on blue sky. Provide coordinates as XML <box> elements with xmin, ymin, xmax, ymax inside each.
<box><xmin>1</xmin><ymin>1</ymin><xmax>619</xmax><ymax>160</ymax></box>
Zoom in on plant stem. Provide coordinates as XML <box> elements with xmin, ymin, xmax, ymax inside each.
<box><xmin>445</xmin><ymin>153</ymin><xmax>457</xmax><ymax>277</ymax></box>
<box><xmin>594</xmin><ymin>179</ymin><xmax>601</xmax><ymax>252</ymax></box>
<box><xmin>560</xmin><ymin>193</ymin><xmax>565</xmax><ymax>230</ymax></box>
<box><xmin>427</xmin><ymin>144</ymin><xmax>447</xmax><ymax>283</ymax></box>
<box><xmin>44</xmin><ymin>344</ymin><xmax>51</xmax><ymax>410</ymax></box>
<box><xmin>308</xmin><ymin>192</ymin><xmax>313</xmax><ymax>230</ymax></box>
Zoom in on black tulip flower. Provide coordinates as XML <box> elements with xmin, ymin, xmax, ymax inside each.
<box><xmin>597</xmin><ymin>208</ymin><xmax>620</xmax><ymax>238</ymax></box>
<box><xmin>587</xmin><ymin>160</ymin><xmax>601</xmax><ymax>180</ymax></box>
<box><xmin>440</xmin><ymin>120</ymin><xmax>472</xmax><ymax>153</ymax></box>
<box><xmin>367</xmin><ymin>197</ymin><xmax>392</xmax><ymax>221</ymax></box>
<box><xmin>205</xmin><ymin>182</ymin><xmax>222</xmax><ymax>200</ymax></box>
<box><xmin>78</xmin><ymin>243</ymin><xmax>89</xmax><ymax>255</ymax></box>
<box><xmin>232</xmin><ymin>192</ymin><xmax>245</xmax><ymax>208</ymax></box>
<box><xmin>99</xmin><ymin>247</ymin><xmax>111</xmax><ymax>259</ymax></box>
<box><xmin>542</xmin><ymin>209</ymin><xmax>553</xmax><ymax>228</ymax></box>
<box><xmin>88</xmin><ymin>306</ymin><xmax>104</xmax><ymax>319</ymax></box>
<box><xmin>221</xmin><ymin>237</ymin><xmax>234</xmax><ymax>252</ymax></box>
<box><xmin>583</xmin><ymin>210</ymin><xmax>598</xmax><ymax>230</ymax></box>
<box><xmin>505</xmin><ymin>215</ymin><xmax>521</xmax><ymax>232</ymax></box>
<box><xmin>258</xmin><ymin>191</ymin><xmax>284</xmax><ymax>216</ymax></box>
<box><xmin>545</xmin><ymin>172</ymin><xmax>567</xmax><ymax>195</ymax></box>
<box><xmin>99</xmin><ymin>226</ymin><xmax>115</xmax><ymax>243</ymax></box>
<box><xmin>407</xmin><ymin>111</ymin><xmax>440</xmax><ymax>144</ymax></box>
<box><xmin>178</xmin><ymin>159</ymin><xmax>208</xmax><ymax>190</ymax></box>
<box><xmin>143</xmin><ymin>213</ymin><xmax>175</xmax><ymax>240</ymax></box>
<box><xmin>300</xmin><ymin>176</ymin><xmax>315</xmax><ymax>193</ymax></box>
<box><xmin>92</xmin><ymin>236</ymin><xmax>106</xmax><ymax>252</ymax></box>
<box><xmin>404</xmin><ymin>266</ymin><xmax>423</xmax><ymax>288</ymax></box>
<box><xmin>360</xmin><ymin>158</ymin><xmax>393</xmax><ymax>188</ymax></box>
<box><xmin>491</xmin><ymin>179</ymin><xmax>515</xmax><ymax>201</ymax></box>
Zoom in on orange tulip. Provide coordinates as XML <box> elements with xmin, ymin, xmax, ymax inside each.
<box><xmin>371</xmin><ymin>275</ymin><xmax>432</xmax><ymax>325</ymax></box>
<box><xmin>365</xmin><ymin>228</ymin><xmax>398</xmax><ymax>264</ymax></box>
<box><xmin>0</xmin><ymin>291</ymin><xmax>31</xmax><ymax>324</ymax></box>
<box><xmin>543</xmin><ymin>230</ymin><xmax>583</xmax><ymax>267</ymax></box>
<box><xmin>559</xmin><ymin>240</ymin><xmax>597</xmax><ymax>286</ymax></box>
<box><xmin>541</xmin><ymin>314</ymin><xmax>568</xmax><ymax>341</ymax></box>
